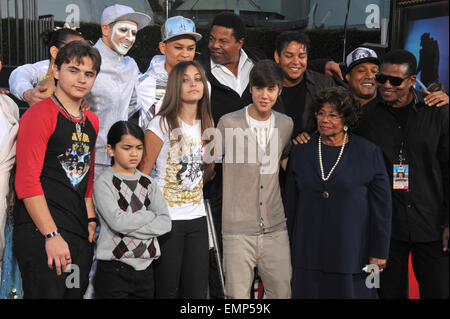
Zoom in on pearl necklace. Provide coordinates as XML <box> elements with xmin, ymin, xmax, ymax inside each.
<box><xmin>318</xmin><ymin>132</ymin><xmax>347</xmax><ymax>182</ymax></box>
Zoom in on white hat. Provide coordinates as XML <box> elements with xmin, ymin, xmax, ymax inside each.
<box><xmin>101</xmin><ymin>4</ymin><xmax>151</xmax><ymax>31</ymax></box>
<box><xmin>346</xmin><ymin>47</ymin><xmax>379</xmax><ymax>73</ymax></box>
<box><xmin>161</xmin><ymin>16</ymin><xmax>202</xmax><ymax>42</ymax></box>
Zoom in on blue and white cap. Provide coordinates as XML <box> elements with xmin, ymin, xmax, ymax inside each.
<box><xmin>161</xmin><ymin>16</ymin><xmax>202</xmax><ymax>42</ymax></box>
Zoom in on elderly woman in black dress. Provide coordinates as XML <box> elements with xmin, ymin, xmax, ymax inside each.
<box><xmin>283</xmin><ymin>86</ymin><xmax>392</xmax><ymax>299</ymax></box>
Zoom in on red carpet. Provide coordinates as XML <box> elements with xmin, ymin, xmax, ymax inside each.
<box><xmin>409</xmin><ymin>253</ymin><xmax>420</xmax><ymax>299</ymax></box>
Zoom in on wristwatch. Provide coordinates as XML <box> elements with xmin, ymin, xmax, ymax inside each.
<box><xmin>44</xmin><ymin>230</ymin><xmax>60</xmax><ymax>239</ymax></box>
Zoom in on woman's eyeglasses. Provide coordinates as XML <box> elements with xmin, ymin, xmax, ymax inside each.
<box><xmin>375</xmin><ymin>73</ymin><xmax>410</xmax><ymax>86</ymax></box>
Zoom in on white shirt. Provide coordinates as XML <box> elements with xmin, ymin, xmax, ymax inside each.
<box><xmin>136</xmin><ymin>55</ymin><xmax>168</xmax><ymax>130</ymax></box>
<box><xmin>86</xmin><ymin>39</ymin><xmax>140</xmax><ymax>167</ymax></box>
<box><xmin>148</xmin><ymin>116</ymin><xmax>206</xmax><ymax>221</ymax></box>
<box><xmin>9</xmin><ymin>59</ymin><xmax>49</xmax><ymax>101</ymax></box>
<box><xmin>245</xmin><ymin>106</ymin><xmax>275</xmax><ymax>149</ymax></box>
<box><xmin>0</xmin><ymin>95</ymin><xmax>20</xmax><ymax>242</ymax></box>
<box><xmin>0</xmin><ymin>104</ymin><xmax>9</xmax><ymax>150</ymax></box>
<box><xmin>210</xmin><ymin>49</ymin><xmax>254</xmax><ymax>97</ymax></box>
<box><xmin>0</xmin><ymin>104</ymin><xmax>10</xmax><ymax>150</ymax></box>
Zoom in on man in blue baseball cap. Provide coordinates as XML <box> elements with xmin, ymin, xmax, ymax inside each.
<box><xmin>137</xmin><ymin>16</ymin><xmax>202</xmax><ymax>130</ymax></box>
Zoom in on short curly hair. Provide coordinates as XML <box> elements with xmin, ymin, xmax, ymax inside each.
<box><xmin>313</xmin><ymin>86</ymin><xmax>361</xmax><ymax>129</ymax></box>
<box><xmin>211</xmin><ymin>12</ymin><xmax>246</xmax><ymax>41</ymax></box>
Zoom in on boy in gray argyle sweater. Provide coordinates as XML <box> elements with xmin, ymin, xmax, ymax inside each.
<box><xmin>93</xmin><ymin>166</ymin><xmax>171</xmax><ymax>298</ymax></box>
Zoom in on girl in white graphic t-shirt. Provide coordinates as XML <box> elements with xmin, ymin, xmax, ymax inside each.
<box><xmin>139</xmin><ymin>60</ymin><xmax>214</xmax><ymax>298</ymax></box>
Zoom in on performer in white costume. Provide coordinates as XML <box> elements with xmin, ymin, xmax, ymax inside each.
<box><xmin>86</xmin><ymin>4</ymin><xmax>151</xmax><ymax>177</ymax></box>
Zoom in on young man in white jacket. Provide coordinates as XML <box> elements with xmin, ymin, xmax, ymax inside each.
<box><xmin>136</xmin><ymin>16</ymin><xmax>202</xmax><ymax>131</ymax></box>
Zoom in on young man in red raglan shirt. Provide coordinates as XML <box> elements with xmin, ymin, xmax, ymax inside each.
<box><xmin>13</xmin><ymin>41</ymin><xmax>101</xmax><ymax>298</ymax></box>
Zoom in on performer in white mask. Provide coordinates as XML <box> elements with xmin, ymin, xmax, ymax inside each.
<box><xmin>87</xmin><ymin>4</ymin><xmax>151</xmax><ymax>177</ymax></box>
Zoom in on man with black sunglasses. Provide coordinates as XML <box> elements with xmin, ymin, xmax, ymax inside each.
<box><xmin>358</xmin><ymin>49</ymin><xmax>449</xmax><ymax>299</ymax></box>
<box><xmin>375</xmin><ymin>72</ymin><xmax>410</xmax><ymax>87</ymax></box>
<box><xmin>295</xmin><ymin>46</ymin><xmax>448</xmax><ymax>146</ymax></box>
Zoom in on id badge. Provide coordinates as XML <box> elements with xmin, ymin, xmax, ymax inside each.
<box><xmin>393</xmin><ymin>164</ymin><xmax>409</xmax><ymax>190</ymax></box>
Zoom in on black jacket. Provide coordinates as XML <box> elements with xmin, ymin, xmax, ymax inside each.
<box><xmin>357</xmin><ymin>92</ymin><xmax>449</xmax><ymax>242</ymax></box>
<box><xmin>197</xmin><ymin>47</ymin><xmax>266</xmax><ymax>125</ymax></box>
<box><xmin>273</xmin><ymin>69</ymin><xmax>336</xmax><ymax>134</ymax></box>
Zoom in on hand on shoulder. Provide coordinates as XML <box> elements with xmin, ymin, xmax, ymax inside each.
<box><xmin>292</xmin><ymin>132</ymin><xmax>311</xmax><ymax>145</ymax></box>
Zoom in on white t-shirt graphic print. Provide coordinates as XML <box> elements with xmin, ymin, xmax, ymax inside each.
<box><xmin>148</xmin><ymin>116</ymin><xmax>206</xmax><ymax>220</ymax></box>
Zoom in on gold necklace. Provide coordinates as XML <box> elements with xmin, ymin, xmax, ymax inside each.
<box><xmin>318</xmin><ymin>132</ymin><xmax>347</xmax><ymax>182</ymax></box>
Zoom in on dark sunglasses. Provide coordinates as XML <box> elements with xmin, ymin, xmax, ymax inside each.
<box><xmin>375</xmin><ymin>73</ymin><xmax>410</xmax><ymax>86</ymax></box>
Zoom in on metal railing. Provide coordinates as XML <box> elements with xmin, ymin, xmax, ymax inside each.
<box><xmin>1</xmin><ymin>0</ymin><xmax>54</xmax><ymax>67</ymax></box>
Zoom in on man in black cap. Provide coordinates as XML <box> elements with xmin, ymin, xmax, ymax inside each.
<box><xmin>344</xmin><ymin>47</ymin><xmax>380</xmax><ymax>106</ymax></box>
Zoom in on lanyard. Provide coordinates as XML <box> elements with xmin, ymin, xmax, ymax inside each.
<box><xmin>389</xmin><ymin>105</ymin><xmax>411</xmax><ymax>165</ymax></box>
<box><xmin>399</xmin><ymin>141</ymin><xmax>406</xmax><ymax>165</ymax></box>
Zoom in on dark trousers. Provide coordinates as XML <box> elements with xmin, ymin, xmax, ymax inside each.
<box><xmin>13</xmin><ymin>223</ymin><xmax>94</xmax><ymax>299</ymax></box>
<box><xmin>94</xmin><ymin>260</ymin><xmax>155</xmax><ymax>299</ymax></box>
<box><xmin>154</xmin><ymin>217</ymin><xmax>209</xmax><ymax>299</ymax></box>
<box><xmin>379</xmin><ymin>238</ymin><xmax>449</xmax><ymax>299</ymax></box>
